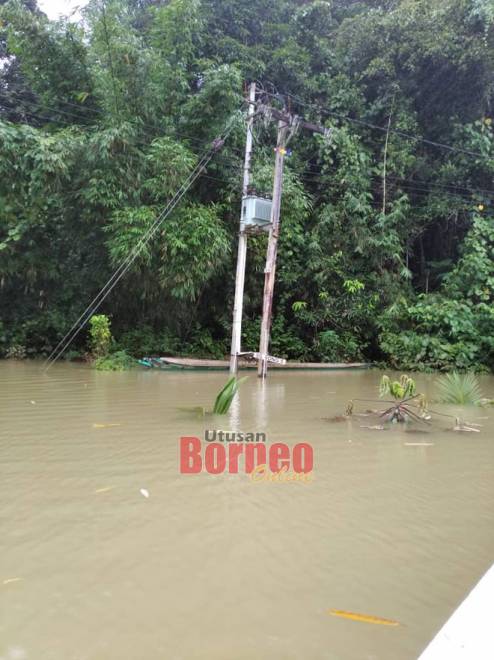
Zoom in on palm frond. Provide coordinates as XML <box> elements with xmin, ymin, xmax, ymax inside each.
<box><xmin>435</xmin><ymin>372</ymin><xmax>483</xmax><ymax>406</ymax></box>
<box><xmin>212</xmin><ymin>377</ymin><xmax>247</xmax><ymax>414</ymax></box>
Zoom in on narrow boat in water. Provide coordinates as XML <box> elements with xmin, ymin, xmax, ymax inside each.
<box><xmin>139</xmin><ymin>356</ymin><xmax>370</xmax><ymax>371</ymax></box>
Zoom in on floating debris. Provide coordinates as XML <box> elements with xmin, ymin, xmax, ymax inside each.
<box><xmin>140</xmin><ymin>488</ymin><xmax>150</xmax><ymax>498</ymax></box>
<box><xmin>92</xmin><ymin>423</ymin><xmax>121</xmax><ymax>429</ymax></box>
<box><xmin>1</xmin><ymin>646</ymin><xmax>27</xmax><ymax>660</ymax></box>
<box><xmin>30</xmin><ymin>400</ymin><xmax>36</xmax><ymax>405</ymax></box>
<box><xmin>3</xmin><ymin>577</ymin><xmax>23</xmax><ymax>585</ymax></box>
<box><xmin>323</xmin><ymin>415</ymin><xmax>349</xmax><ymax>423</ymax></box>
<box><xmin>94</xmin><ymin>486</ymin><xmax>115</xmax><ymax>494</ymax></box>
<box><xmin>176</xmin><ymin>405</ymin><xmax>209</xmax><ymax>417</ymax></box>
<box><xmin>359</xmin><ymin>425</ymin><xmax>386</xmax><ymax>431</ymax></box>
<box><xmin>404</xmin><ymin>442</ymin><xmax>435</xmax><ymax>447</ymax></box>
<box><xmin>452</xmin><ymin>418</ymin><xmax>481</xmax><ymax>433</ymax></box>
<box><xmin>328</xmin><ymin>609</ymin><xmax>400</xmax><ymax>626</ymax></box>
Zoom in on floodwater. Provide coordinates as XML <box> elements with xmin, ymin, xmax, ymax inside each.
<box><xmin>1</xmin><ymin>361</ymin><xmax>493</xmax><ymax>660</ymax></box>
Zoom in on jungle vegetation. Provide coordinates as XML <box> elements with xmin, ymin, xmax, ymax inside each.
<box><xmin>1</xmin><ymin>0</ymin><xmax>494</xmax><ymax>371</ymax></box>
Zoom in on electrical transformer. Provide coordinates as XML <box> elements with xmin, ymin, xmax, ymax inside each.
<box><xmin>240</xmin><ymin>195</ymin><xmax>272</xmax><ymax>232</ymax></box>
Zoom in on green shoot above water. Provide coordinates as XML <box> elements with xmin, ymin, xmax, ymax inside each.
<box><xmin>178</xmin><ymin>377</ymin><xmax>248</xmax><ymax>417</ymax></box>
<box><xmin>213</xmin><ymin>377</ymin><xmax>248</xmax><ymax>414</ymax></box>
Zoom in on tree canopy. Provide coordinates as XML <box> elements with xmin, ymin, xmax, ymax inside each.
<box><xmin>1</xmin><ymin>0</ymin><xmax>493</xmax><ymax>370</ymax></box>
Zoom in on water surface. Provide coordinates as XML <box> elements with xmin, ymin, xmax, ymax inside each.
<box><xmin>1</xmin><ymin>362</ymin><xmax>493</xmax><ymax>659</ymax></box>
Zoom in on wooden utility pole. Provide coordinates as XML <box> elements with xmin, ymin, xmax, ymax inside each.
<box><xmin>229</xmin><ymin>82</ymin><xmax>256</xmax><ymax>374</ymax></box>
<box><xmin>258</xmin><ymin>120</ymin><xmax>289</xmax><ymax>378</ymax></box>
<box><xmin>257</xmin><ymin>105</ymin><xmax>330</xmax><ymax>378</ymax></box>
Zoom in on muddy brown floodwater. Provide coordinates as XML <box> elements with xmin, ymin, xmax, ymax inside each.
<box><xmin>1</xmin><ymin>361</ymin><xmax>494</xmax><ymax>660</ymax></box>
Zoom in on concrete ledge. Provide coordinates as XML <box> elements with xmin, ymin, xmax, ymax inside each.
<box><xmin>418</xmin><ymin>564</ymin><xmax>494</xmax><ymax>659</ymax></box>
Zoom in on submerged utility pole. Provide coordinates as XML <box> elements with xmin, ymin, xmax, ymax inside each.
<box><xmin>230</xmin><ymin>82</ymin><xmax>256</xmax><ymax>374</ymax></box>
<box><xmin>257</xmin><ymin>120</ymin><xmax>289</xmax><ymax>378</ymax></box>
<box><xmin>257</xmin><ymin>104</ymin><xmax>330</xmax><ymax>378</ymax></box>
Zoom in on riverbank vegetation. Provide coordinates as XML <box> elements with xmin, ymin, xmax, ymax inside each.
<box><xmin>1</xmin><ymin>0</ymin><xmax>494</xmax><ymax>371</ymax></box>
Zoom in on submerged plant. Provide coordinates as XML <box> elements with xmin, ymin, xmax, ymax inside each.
<box><xmin>346</xmin><ymin>374</ymin><xmax>428</xmax><ymax>425</ymax></box>
<box><xmin>376</xmin><ymin>374</ymin><xmax>425</xmax><ymax>423</ymax></box>
<box><xmin>178</xmin><ymin>377</ymin><xmax>247</xmax><ymax>417</ymax></box>
<box><xmin>213</xmin><ymin>377</ymin><xmax>247</xmax><ymax>414</ymax></box>
<box><xmin>435</xmin><ymin>372</ymin><xmax>483</xmax><ymax>405</ymax></box>
<box><xmin>379</xmin><ymin>374</ymin><xmax>416</xmax><ymax>400</ymax></box>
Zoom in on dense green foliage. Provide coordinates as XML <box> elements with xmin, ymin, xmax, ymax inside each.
<box><xmin>1</xmin><ymin>0</ymin><xmax>493</xmax><ymax>370</ymax></box>
<box><xmin>89</xmin><ymin>312</ymin><xmax>135</xmax><ymax>369</ymax></box>
<box><xmin>89</xmin><ymin>313</ymin><xmax>112</xmax><ymax>357</ymax></box>
<box><xmin>94</xmin><ymin>349</ymin><xmax>135</xmax><ymax>370</ymax></box>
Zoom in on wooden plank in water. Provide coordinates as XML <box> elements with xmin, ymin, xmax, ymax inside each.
<box><xmin>155</xmin><ymin>357</ymin><xmax>369</xmax><ymax>371</ymax></box>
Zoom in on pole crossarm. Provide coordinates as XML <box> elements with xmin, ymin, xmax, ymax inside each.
<box><xmin>256</xmin><ymin>103</ymin><xmax>332</xmax><ymax>138</ymax></box>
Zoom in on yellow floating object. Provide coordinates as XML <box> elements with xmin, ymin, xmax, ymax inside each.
<box><xmin>3</xmin><ymin>577</ymin><xmax>23</xmax><ymax>585</ymax></box>
<box><xmin>92</xmin><ymin>423</ymin><xmax>121</xmax><ymax>429</ymax></box>
<box><xmin>328</xmin><ymin>609</ymin><xmax>400</xmax><ymax>626</ymax></box>
<box><xmin>94</xmin><ymin>486</ymin><xmax>115</xmax><ymax>494</ymax></box>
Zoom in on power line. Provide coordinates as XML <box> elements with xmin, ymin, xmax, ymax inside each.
<box><xmin>1</xmin><ymin>106</ymin><xmax>247</xmax><ymax>168</ymax></box>
<box><xmin>32</xmin><ymin>167</ymin><xmax>244</xmax><ymax>201</ymax></box>
<box><xmin>6</xmin><ymin>5</ymin><xmax>488</xmax><ymax>160</ymax></box>
<box><xmin>1</xmin><ymin>106</ymin><xmax>245</xmax><ymax>194</ymax></box>
<box><xmin>290</xmin><ymin>159</ymin><xmax>494</xmax><ymax>197</ymax></box>
<box><xmin>6</xmin><ymin>107</ymin><xmax>486</xmax><ymax>207</ymax></box>
<box><xmin>43</xmin><ymin>111</ymin><xmax>241</xmax><ymax>370</ymax></box>
<box><xmin>266</xmin><ymin>90</ymin><xmax>492</xmax><ymax>160</ymax></box>
<box><xmin>2</xmin><ymin>87</ymin><xmax>247</xmax><ymax>156</ymax></box>
<box><xmin>382</xmin><ymin>175</ymin><xmax>492</xmax><ymax>199</ymax></box>
<box><xmin>17</xmin><ymin>86</ymin><xmax>488</xmax><ymax>190</ymax></box>
<box><xmin>296</xmin><ymin>168</ymin><xmax>493</xmax><ymax>200</ymax></box>
<box><xmin>296</xmin><ymin>172</ymin><xmax>479</xmax><ymax>206</ymax></box>
<box><xmin>7</xmin><ymin>93</ymin><xmax>489</xmax><ymax>213</ymax></box>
